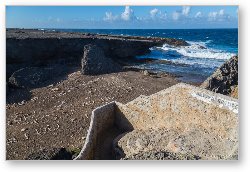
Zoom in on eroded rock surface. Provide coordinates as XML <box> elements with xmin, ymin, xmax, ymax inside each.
<box><xmin>81</xmin><ymin>44</ymin><xmax>121</xmax><ymax>75</ymax></box>
<box><xmin>9</xmin><ymin>66</ymin><xmax>66</xmax><ymax>89</ymax></box>
<box><xmin>201</xmin><ymin>56</ymin><xmax>238</xmax><ymax>98</ymax></box>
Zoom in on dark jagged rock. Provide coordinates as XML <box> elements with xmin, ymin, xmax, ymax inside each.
<box><xmin>81</xmin><ymin>44</ymin><xmax>121</xmax><ymax>75</ymax></box>
<box><xmin>9</xmin><ymin>66</ymin><xmax>65</xmax><ymax>89</ymax></box>
<box><xmin>25</xmin><ymin>148</ymin><xmax>73</xmax><ymax>160</ymax></box>
<box><xmin>201</xmin><ymin>56</ymin><xmax>238</xmax><ymax>98</ymax></box>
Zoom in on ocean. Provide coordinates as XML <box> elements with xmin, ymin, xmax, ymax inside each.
<box><xmin>45</xmin><ymin>29</ymin><xmax>238</xmax><ymax>83</ymax></box>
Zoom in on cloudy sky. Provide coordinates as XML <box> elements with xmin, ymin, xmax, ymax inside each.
<box><xmin>6</xmin><ymin>6</ymin><xmax>238</xmax><ymax>29</ymax></box>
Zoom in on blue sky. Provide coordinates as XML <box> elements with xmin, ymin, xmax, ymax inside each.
<box><xmin>6</xmin><ymin>6</ymin><xmax>238</xmax><ymax>29</ymax></box>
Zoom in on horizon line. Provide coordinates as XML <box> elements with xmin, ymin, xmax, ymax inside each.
<box><xmin>7</xmin><ymin>27</ymin><xmax>238</xmax><ymax>30</ymax></box>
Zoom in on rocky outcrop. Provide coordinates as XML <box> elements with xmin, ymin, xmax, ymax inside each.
<box><xmin>81</xmin><ymin>44</ymin><xmax>121</xmax><ymax>75</ymax></box>
<box><xmin>201</xmin><ymin>56</ymin><xmax>238</xmax><ymax>98</ymax></box>
<box><xmin>9</xmin><ymin>66</ymin><xmax>65</xmax><ymax>88</ymax></box>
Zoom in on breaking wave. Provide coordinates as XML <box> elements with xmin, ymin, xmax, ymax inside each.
<box><xmin>156</xmin><ymin>41</ymin><xmax>235</xmax><ymax>60</ymax></box>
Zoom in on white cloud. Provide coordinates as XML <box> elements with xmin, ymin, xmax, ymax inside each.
<box><xmin>103</xmin><ymin>12</ymin><xmax>118</xmax><ymax>21</ymax></box>
<box><xmin>195</xmin><ymin>11</ymin><xmax>202</xmax><ymax>18</ymax></box>
<box><xmin>208</xmin><ymin>12</ymin><xmax>218</xmax><ymax>20</ymax></box>
<box><xmin>121</xmin><ymin>6</ymin><xmax>135</xmax><ymax>21</ymax></box>
<box><xmin>182</xmin><ymin>6</ymin><xmax>191</xmax><ymax>16</ymax></box>
<box><xmin>208</xmin><ymin>9</ymin><xmax>228</xmax><ymax>21</ymax></box>
<box><xmin>172</xmin><ymin>6</ymin><xmax>191</xmax><ymax>21</ymax></box>
<box><xmin>103</xmin><ymin>6</ymin><xmax>137</xmax><ymax>22</ymax></box>
<box><xmin>149</xmin><ymin>8</ymin><xmax>167</xmax><ymax>20</ymax></box>
<box><xmin>150</xmin><ymin>8</ymin><xmax>159</xmax><ymax>18</ymax></box>
<box><xmin>218</xmin><ymin>9</ymin><xmax>224</xmax><ymax>16</ymax></box>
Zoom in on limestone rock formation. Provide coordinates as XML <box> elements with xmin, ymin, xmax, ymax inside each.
<box><xmin>201</xmin><ymin>55</ymin><xmax>238</xmax><ymax>98</ymax></box>
<box><xmin>81</xmin><ymin>44</ymin><xmax>121</xmax><ymax>75</ymax></box>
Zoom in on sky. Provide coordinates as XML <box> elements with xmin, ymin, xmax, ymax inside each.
<box><xmin>6</xmin><ymin>6</ymin><xmax>238</xmax><ymax>29</ymax></box>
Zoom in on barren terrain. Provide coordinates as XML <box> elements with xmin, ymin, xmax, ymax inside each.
<box><xmin>6</xmin><ymin>69</ymin><xmax>179</xmax><ymax>160</ymax></box>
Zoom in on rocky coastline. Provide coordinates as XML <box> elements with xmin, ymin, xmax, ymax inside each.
<box><xmin>7</xmin><ymin>29</ymin><xmax>187</xmax><ymax>73</ymax></box>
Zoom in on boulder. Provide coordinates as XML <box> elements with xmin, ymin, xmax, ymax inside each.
<box><xmin>81</xmin><ymin>44</ymin><xmax>121</xmax><ymax>75</ymax></box>
<box><xmin>9</xmin><ymin>66</ymin><xmax>64</xmax><ymax>89</ymax></box>
<box><xmin>201</xmin><ymin>56</ymin><xmax>238</xmax><ymax>98</ymax></box>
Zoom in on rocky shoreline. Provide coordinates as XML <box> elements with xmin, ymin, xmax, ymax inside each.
<box><xmin>7</xmin><ymin>29</ymin><xmax>187</xmax><ymax>73</ymax></box>
<box><xmin>6</xmin><ymin>29</ymin><xmax>188</xmax><ymax>85</ymax></box>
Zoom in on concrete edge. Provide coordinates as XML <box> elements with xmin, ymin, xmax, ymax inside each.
<box><xmin>74</xmin><ymin>101</ymin><xmax>117</xmax><ymax>160</ymax></box>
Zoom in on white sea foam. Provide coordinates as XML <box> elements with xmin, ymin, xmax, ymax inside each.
<box><xmin>159</xmin><ymin>41</ymin><xmax>235</xmax><ymax>60</ymax></box>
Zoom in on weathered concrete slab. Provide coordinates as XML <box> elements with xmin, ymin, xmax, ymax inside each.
<box><xmin>75</xmin><ymin>83</ymin><xmax>238</xmax><ymax>160</ymax></box>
